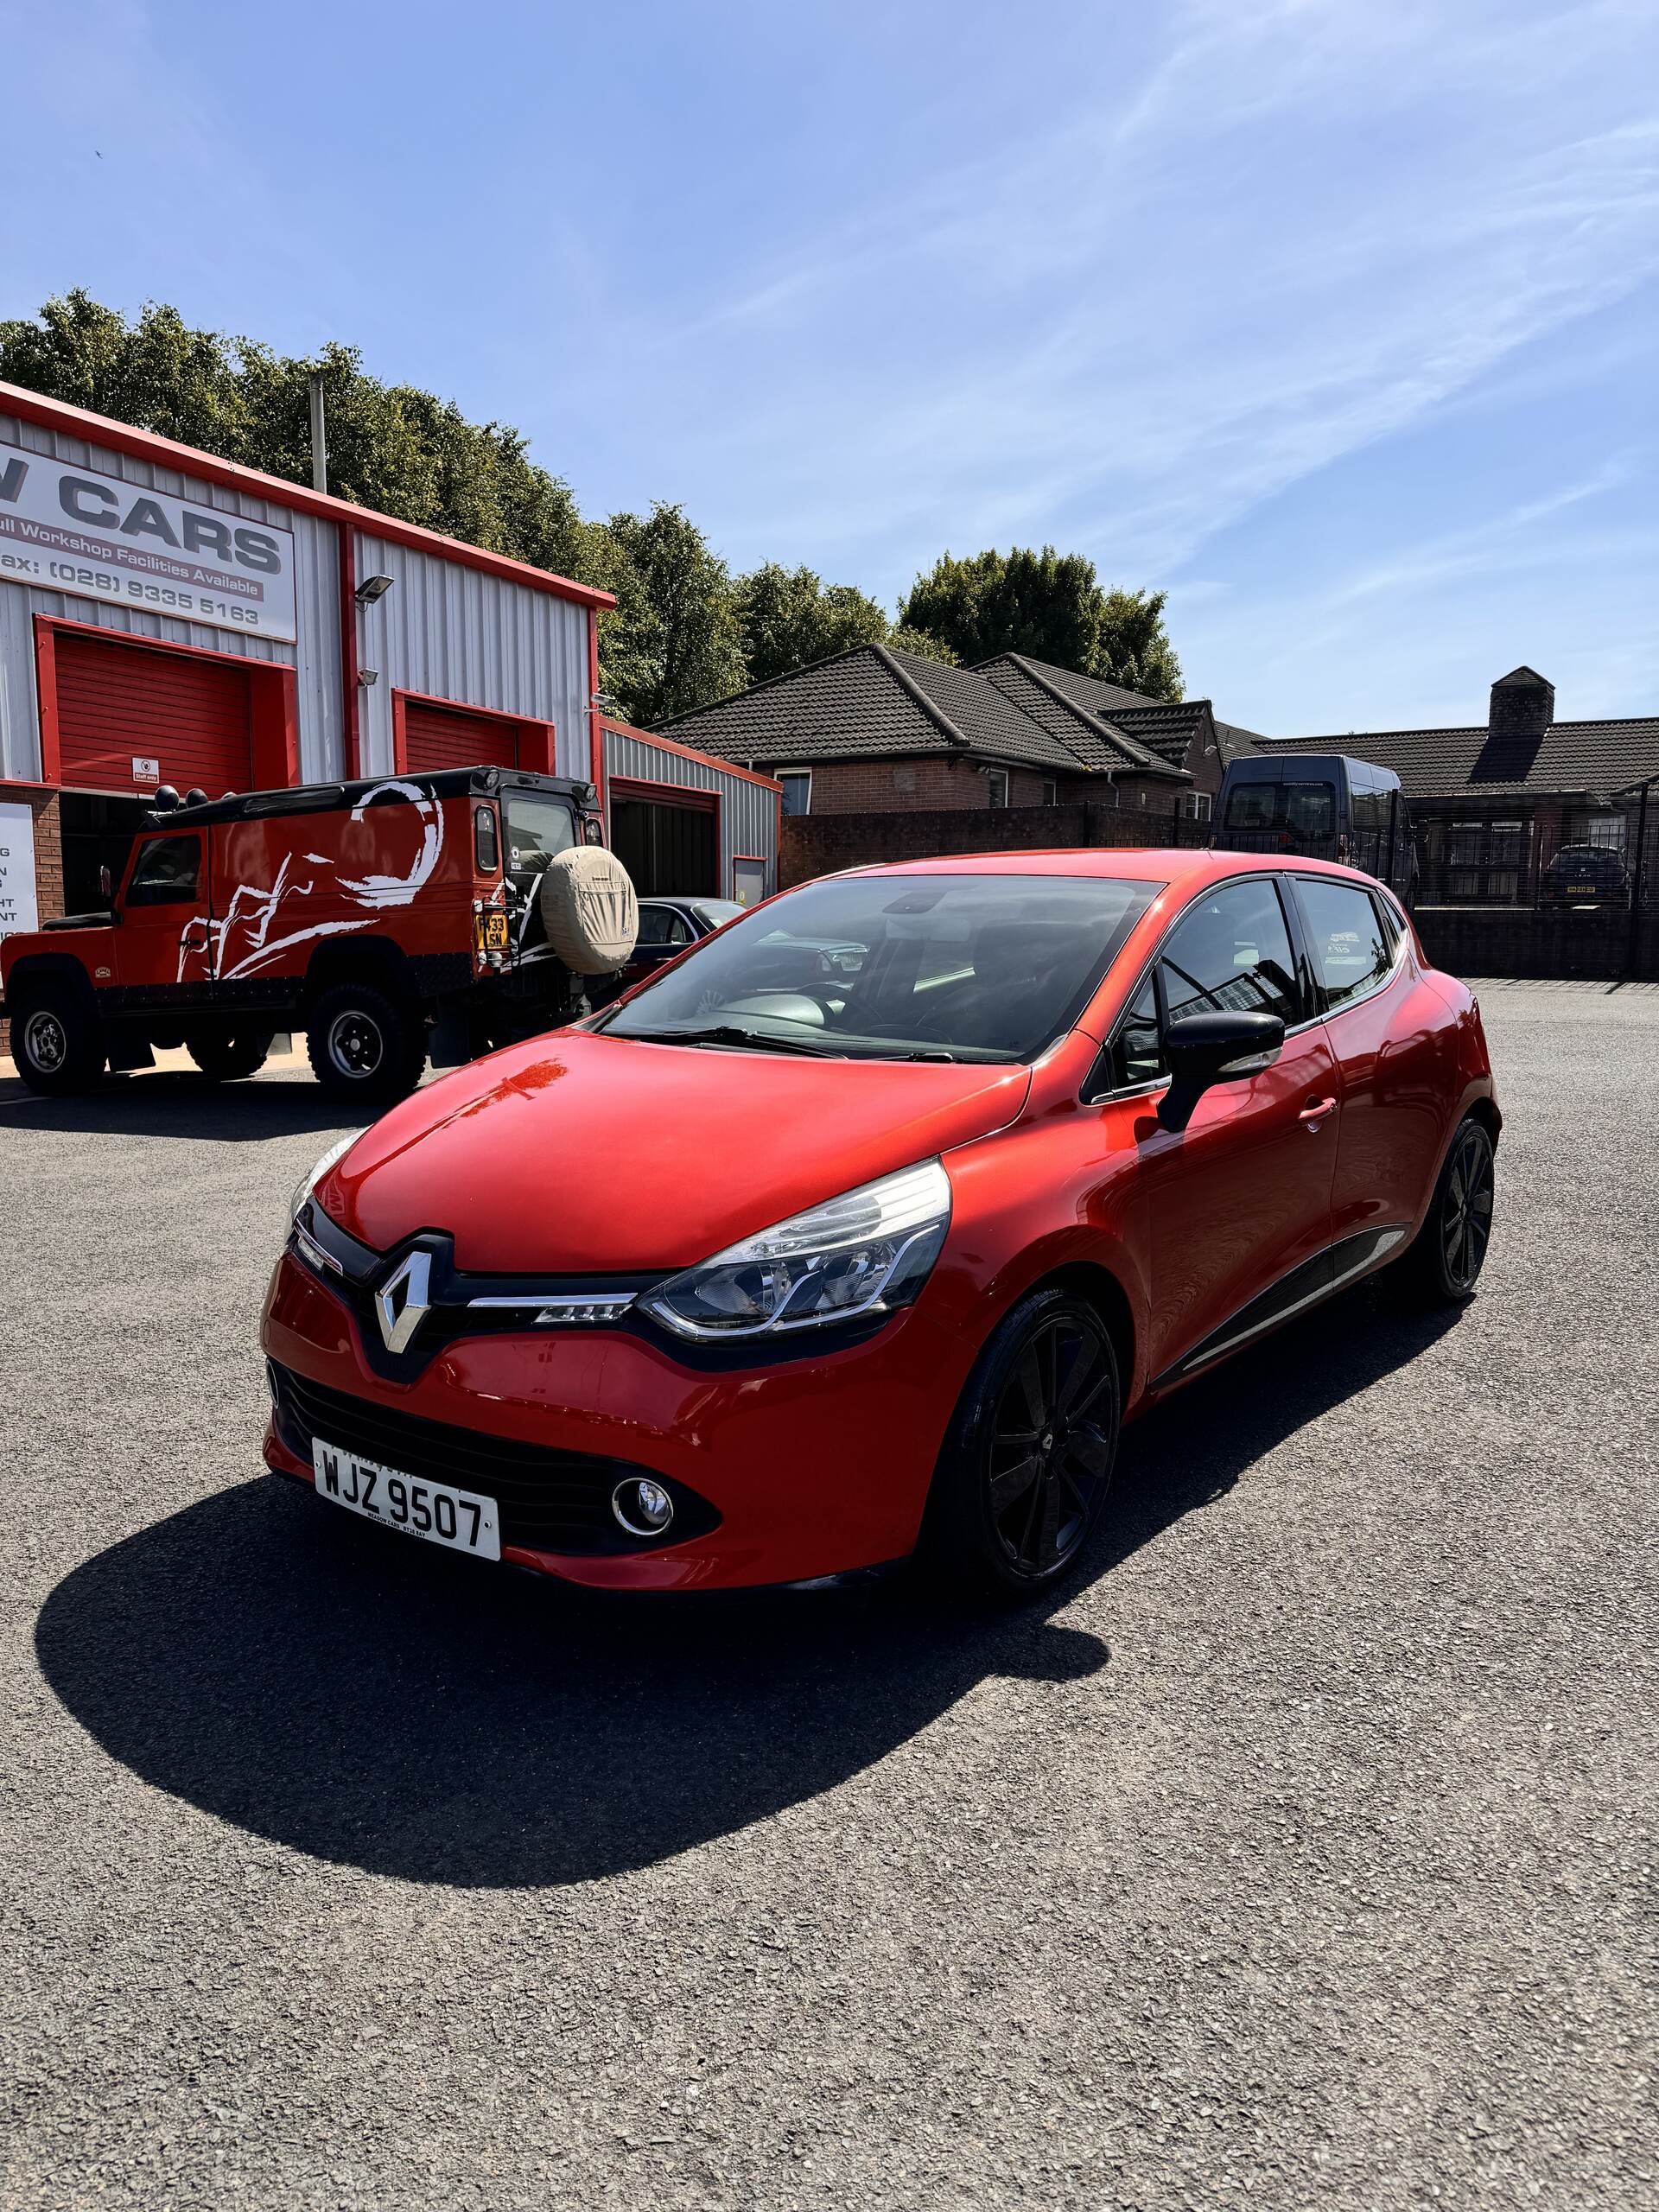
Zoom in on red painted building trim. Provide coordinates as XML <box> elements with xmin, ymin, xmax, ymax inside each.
<box><xmin>607</xmin><ymin>773</ymin><xmax>719</xmax><ymax>811</ymax></box>
<box><xmin>32</xmin><ymin>613</ymin><xmax>296</xmax><ymax>792</ymax></box>
<box><xmin>387</xmin><ymin>688</ymin><xmax>556</xmax><ymax>779</ymax></box>
<box><xmin>600</xmin><ymin>715</ymin><xmax>783</xmax><ymax>794</ymax></box>
<box><xmin>588</xmin><ymin>613</ymin><xmax>605</xmax><ymax>808</ymax></box>
<box><xmin>729</xmin><ymin>849</ymin><xmax>769</xmax><ymax>900</ymax></box>
<box><xmin>608</xmin><ymin>772</ymin><xmax>725</xmax><ymax>897</ymax></box>
<box><xmin>339</xmin><ymin>523</ymin><xmax>361</xmax><ymax>780</ymax></box>
<box><xmin>31</xmin><ymin>617</ymin><xmax>60</xmax><ymax>785</ymax></box>
<box><xmin>0</xmin><ymin>381</ymin><xmax>616</xmax><ymax>613</ymax></box>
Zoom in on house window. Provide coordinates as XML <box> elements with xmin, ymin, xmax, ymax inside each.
<box><xmin>1567</xmin><ymin>811</ymin><xmax>1627</xmax><ymax>853</ymax></box>
<box><xmin>779</xmin><ymin>770</ymin><xmax>812</xmax><ymax>817</ymax></box>
<box><xmin>987</xmin><ymin>768</ymin><xmax>1009</xmax><ymax>810</ymax></box>
<box><xmin>1041</xmin><ymin>779</ymin><xmax>1058</xmax><ymax>807</ymax></box>
<box><xmin>1179</xmin><ymin>792</ymin><xmax>1212</xmax><ymax>823</ymax></box>
<box><xmin>893</xmin><ymin>765</ymin><xmax>916</xmax><ymax>792</ymax></box>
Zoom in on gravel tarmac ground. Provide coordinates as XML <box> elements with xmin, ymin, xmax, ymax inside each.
<box><xmin>1</xmin><ymin>982</ymin><xmax>1655</xmax><ymax>2210</ymax></box>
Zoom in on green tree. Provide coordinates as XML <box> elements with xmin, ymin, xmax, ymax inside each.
<box><xmin>735</xmin><ymin>563</ymin><xmax>891</xmax><ymax>684</ymax></box>
<box><xmin>600</xmin><ymin>504</ymin><xmax>746</xmax><ymax>728</ymax></box>
<box><xmin>899</xmin><ymin>545</ymin><xmax>1182</xmax><ymax>698</ymax></box>
<box><xmin>1093</xmin><ymin>588</ymin><xmax>1184</xmax><ymax>702</ymax></box>
<box><xmin>886</xmin><ymin>625</ymin><xmax>959</xmax><ymax>666</ymax></box>
<box><xmin>0</xmin><ymin>289</ymin><xmax>591</xmax><ymax>575</ymax></box>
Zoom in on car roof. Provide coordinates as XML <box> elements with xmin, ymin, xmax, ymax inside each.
<box><xmin>836</xmin><ymin>847</ymin><xmax>1373</xmax><ymax>889</ymax></box>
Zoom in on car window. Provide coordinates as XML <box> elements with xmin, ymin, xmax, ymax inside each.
<box><xmin>1159</xmin><ymin>879</ymin><xmax>1299</xmax><ymax>1028</ymax></box>
<box><xmin>124</xmin><ymin>835</ymin><xmax>201</xmax><ymax>906</ymax></box>
<box><xmin>1296</xmin><ymin>879</ymin><xmax>1391</xmax><ymax>1008</ymax></box>
<box><xmin>1224</xmin><ymin>780</ymin><xmax>1337</xmax><ymax>839</ymax></box>
<box><xmin>637</xmin><ymin>906</ymin><xmax>691</xmax><ymax>949</ymax></box>
<box><xmin>1112</xmin><ymin>975</ymin><xmax>1163</xmax><ymax>1088</ymax></box>
<box><xmin>503</xmin><ymin>794</ymin><xmax>575</xmax><ymax>873</ymax></box>
<box><xmin>601</xmin><ymin>872</ymin><xmax>1163</xmax><ymax>1063</ymax></box>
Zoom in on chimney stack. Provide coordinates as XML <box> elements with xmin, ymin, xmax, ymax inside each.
<box><xmin>1489</xmin><ymin>666</ymin><xmax>1554</xmax><ymax>744</ymax></box>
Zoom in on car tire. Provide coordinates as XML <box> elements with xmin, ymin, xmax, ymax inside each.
<box><xmin>306</xmin><ymin>982</ymin><xmax>426</xmax><ymax>1104</ymax></box>
<box><xmin>10</xmin><ymin>983</ymin><xmax>105</xmax><ymax>1096</ymax></box>
<box><xmin>922</xmin><ymin>1286</ymin><xmax>1121</xmax><ymax>1602</ymax></box>
<box><xmin>188</xmin><ymin>1031</ymin><xmax>274</xmax><ymax>1082</ymax></box>
<box><xmin>1400</xmin><ymin>1115</ymin><xmax>1496</xmax><ymax>1305</ymax></box>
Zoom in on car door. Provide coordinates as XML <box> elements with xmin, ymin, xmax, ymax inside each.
<box><xmin>115</xmin><ymin>830</ymin><xmax>213</xmax><ymax>1009</ymax></box>
<box><xmin>1290</xmin><ymin>873</ymin><xmax>1452</xmax><ymax>1251</ymax></box>
<box><xmin>1130</xmin><ymin>874</ymin><xmax>1342</xmax><ymax>1385</ymax></box>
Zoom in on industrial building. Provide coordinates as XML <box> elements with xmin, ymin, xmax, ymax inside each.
<box><xmin>0</xmin><ymin>384</ymin><xmax>777</xmax><ymax>946</ymax></box>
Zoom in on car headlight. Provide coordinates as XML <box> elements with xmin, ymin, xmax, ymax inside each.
<box><xmin>289</xmin><ymin>1134</ymin><xmax>356</xmax><ymax>1226</ymax></box>
<box><xmin>639</xmin><ymin>1159</ymin><xmax>951</xmax><ymax>1342</ymax></box>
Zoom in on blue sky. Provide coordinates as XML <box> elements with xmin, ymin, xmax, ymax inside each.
<box><xmin>5</xmin><ymin>0</ymin><xmax>1656</xmax><ymax>734</ymax></box>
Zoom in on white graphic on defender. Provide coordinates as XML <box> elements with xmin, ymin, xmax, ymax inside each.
<box><xmin>176</xmin><ymin>783</ymin><xmax>445</xmax><ymax>984</ymax></box>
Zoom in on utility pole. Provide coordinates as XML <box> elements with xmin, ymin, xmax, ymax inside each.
<box><xmin>308</xmin><ymin>373</ymin><xmax>328</xmax><ymax>495</ymax></box>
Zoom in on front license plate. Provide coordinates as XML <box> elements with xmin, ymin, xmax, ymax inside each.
<box><xmin>312</xmin><ymin>1440</ymin><xmax>501</xmax><ymax>1561</ymax></box>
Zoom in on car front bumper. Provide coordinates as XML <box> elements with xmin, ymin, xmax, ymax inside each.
<box><xmin>260</xmin><ymin>1251</ymin><xmax>975</xmax><ymax>1591</ymax></box>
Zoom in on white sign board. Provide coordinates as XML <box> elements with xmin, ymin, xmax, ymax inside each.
<box><xmin>0</xmin><ymin>802</ymin><xmax>40</xmax><ymax>944</ymax></box>
<box><xmin>0</xmin><ymin>436</ymin><xmax>297</xmax><ymax>643</ymax></box>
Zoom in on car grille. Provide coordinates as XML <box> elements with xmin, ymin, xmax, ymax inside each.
<box><xmin>268</xmin><ymin>1362</ymin><xmax>717</xmax><ymax>1555</ymax></box>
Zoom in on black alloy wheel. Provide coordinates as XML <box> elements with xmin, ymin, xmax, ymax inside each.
<box><xmin>926</xmin><ymin>1287</ymin><xmax>1121</xmax><ymax>1599</ymax></box>
<box><xmin>1401</xmin><ymin>1114</ymin><xmax>1497</xmax><ymax>1305</ymax></box>
<box><xmin>1439</xmin><ymin>1118</ymin><xmax>1496</xmax><ymax>1295</ymax></box>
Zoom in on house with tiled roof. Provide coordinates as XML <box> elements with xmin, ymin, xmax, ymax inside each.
<box><xmin>655</xmin><ymin>642</ymin><xmax>1257</xmax><ymax>824</ymax></box>
<box><xmin>1262</xmin><ymin>667</ymin><xmax>1659</xmax><ymax>907</ymax></box>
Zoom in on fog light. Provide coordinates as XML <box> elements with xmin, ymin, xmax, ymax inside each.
<box><xmin>612</xmin><ymin>1478</ymin><xmax>675</xmax><ymax>1538</ymax></box>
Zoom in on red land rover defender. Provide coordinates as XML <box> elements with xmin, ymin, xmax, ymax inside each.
<box><xmin>1</xmin><ymin>768</ymin><xmax>636</xmax><ymax>1103</ymax></box>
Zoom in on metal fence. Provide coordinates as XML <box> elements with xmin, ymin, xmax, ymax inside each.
<box><xmin>1404</xmin><ymin>782</ymin><xmax>1659</xmax><ymax>981</ymax></box>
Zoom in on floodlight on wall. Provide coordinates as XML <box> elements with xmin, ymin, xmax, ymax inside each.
<box><xmin>592</xmin><ymin>690</ymin><xmax>620</xmax><ymax>713</ymax></box>
<box><xmin>355</xmin><ymin>574</ymin><xmax>395</xmax><ymax>606</ymax></box>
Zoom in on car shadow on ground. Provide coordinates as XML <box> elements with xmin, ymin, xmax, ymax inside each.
<box><xmin>35</xmin><ymin>1287</ymin><xmax>1461</xmax><ymax>1889</ymax></box>
<box><xmin>0</xmin><ymin>1071</ymin><xmax>365</xmax><ymax>1143</ymax></box>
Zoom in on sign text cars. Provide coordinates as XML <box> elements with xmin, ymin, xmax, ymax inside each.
<box><xmin>0</xmin><ymin>439</ymin><xmax>297</xmax><ymax>643</ymax></box>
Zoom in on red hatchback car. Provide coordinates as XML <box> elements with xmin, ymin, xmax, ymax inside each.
<box><xmin>264</xmin><ymin>850</ymin><xmax>1498</xmax><ymax>1599</ymax></box>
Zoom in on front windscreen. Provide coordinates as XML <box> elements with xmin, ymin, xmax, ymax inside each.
<box><xmin>599</xmin><ymin>872</ymin><xmax>1162</xmax><ymax>1062</ymax></box>
<box><xmin>504</xmin><ymin>793</ymin><xmax>575</xmax><ymax>873</ymax></box>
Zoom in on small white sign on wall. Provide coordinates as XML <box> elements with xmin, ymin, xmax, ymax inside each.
<box><xmin>132</xmin><ymin>756</ymin><xmax>160</xmax><ymax>783</ymax></box>
<box><xmin>0</xmin><ymin>801</ymin><xmax>40</xmax><ymax>943</ymax></box>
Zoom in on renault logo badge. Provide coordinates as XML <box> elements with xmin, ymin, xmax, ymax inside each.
<box><xmin>375</xmin><ymin>1249</ymin><xmax>432</xmax><ymax>1354</ymax></box>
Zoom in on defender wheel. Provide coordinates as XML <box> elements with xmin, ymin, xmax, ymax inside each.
<box><xmin>306</xmin><ymin>982</ymin><xmax>425</xmax><ymax>1104</ymax></box>
<box><xmin>1402</xmin><ymin>1116</ymin><xmax>1496</xmax><ymax>1305</ymax></box>
<box><xmin>923</xmin><ymin>1287</ymin><xmax>1121</xmax><ymax>1602</ymax></box>
<box><xmin>188</xmin><ymin>1031</ymin><xmax>274</xmax><ymax>1082</ymax></box>
<box><xmin>11</xmin><ymin>987</ymin><xmax>105</xmax><ymax>1096</ymax></box>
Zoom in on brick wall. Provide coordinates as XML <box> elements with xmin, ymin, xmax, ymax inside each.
<box><xmin>0</xmin><ymin>787</ymin><xmax>63</xmax><ymax>1058</ymax></box>
<box><xmin>781</xmin><ymin>799</ymin><xmax>1205</xmax><ymax>887</ymax></box>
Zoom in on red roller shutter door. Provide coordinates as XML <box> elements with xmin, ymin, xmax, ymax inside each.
<box><xmin>55</xmin><ymin>632</ymin><xmax>253</xmax><ymax>795</ymax></box>
<box><xmin>403</xmin><ymin>700</ymin><xmax>519</xmax><ymax>773</ymax></box>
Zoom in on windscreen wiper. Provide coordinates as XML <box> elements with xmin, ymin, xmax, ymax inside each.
<box><xmin>612</xmin><ymin>1024</ymin><xmax>839</xmax><ymax>1057</ymax></box>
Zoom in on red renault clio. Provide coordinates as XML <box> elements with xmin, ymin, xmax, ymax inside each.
<box><xmin>264</xmin><ymin>850</ymin><xmax>1498</xmax><ymax>1599</ymax></box>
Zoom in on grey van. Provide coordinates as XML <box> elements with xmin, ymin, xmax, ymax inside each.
<box><xmin>1215</xmin><ymin>752</ymin><xmax>1416</xmax><ymax>900</ymax></box>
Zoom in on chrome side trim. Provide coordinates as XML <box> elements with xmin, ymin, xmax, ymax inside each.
<box><xmin>1149</xmin><ymin>1224</ymin><xmax>1411</xmax><ymax>1392</ymax></box>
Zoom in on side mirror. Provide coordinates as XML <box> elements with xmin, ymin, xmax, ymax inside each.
<box><xmin>1157</xmin><ymin>1010</ymin><xmax>1285</xmax><ymax>1132</ymax></box>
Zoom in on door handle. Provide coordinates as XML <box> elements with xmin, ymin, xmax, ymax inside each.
<box><xmin>1299</xmin><ymin>1096</ymin><xmax>1337</xmax><ymax>1128</ymax></box>
<box><xmin>179</xmin><ymin>920</ymin><xmax>209</xmax><ymax>950</ymax></box>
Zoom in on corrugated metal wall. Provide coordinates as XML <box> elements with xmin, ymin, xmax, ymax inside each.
<box><xmin>354</xmin><ymin>532</ymin><xmax>593</xmax><ymax>782</ymax></box>
<box><xmin>0</xmin><ymin>409</ymin><xmax>342</xmax><ymax>785</ymax></box>
<box><xmin>604</xmin><ymin>724</ymin><xmax>779</xmax><ymax>898</ymax></box>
